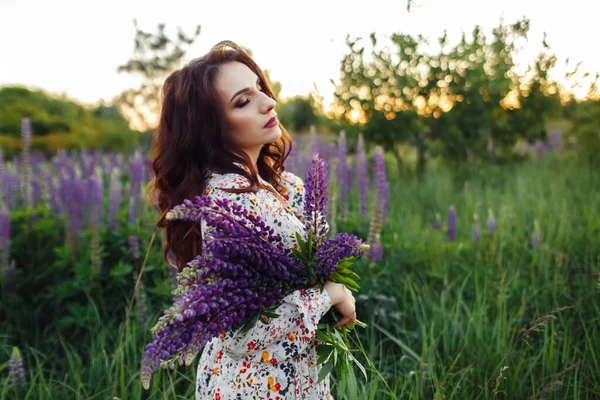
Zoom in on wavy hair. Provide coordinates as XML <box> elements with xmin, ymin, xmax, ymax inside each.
<box><xmin>147</xmin><ymin>40</ymin><xmax>293</xmax><ymax>272</ymax></box>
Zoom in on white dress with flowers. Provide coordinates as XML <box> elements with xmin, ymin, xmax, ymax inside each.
<box><xmin>195</xmin><ymin>167</ymin><xmax>334</xmax><ymax>400</ymax></box>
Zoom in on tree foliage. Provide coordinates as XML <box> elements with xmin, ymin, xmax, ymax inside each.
<box><xmin>332</xmin><ymin>18</ymin><xmax>569</xmax><ymax>177</ymax></box>
<box><xmin>115</xmin><ymin>20</ymin><xmax>201</xmax><ymax>132</ymax></box>
<box><xmin>0</xmin><ymin>86</ymin><xmax>140</xmax><ymax>156</ymax></box>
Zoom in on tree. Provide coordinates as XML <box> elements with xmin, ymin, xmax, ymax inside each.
<box><xmin>115</xmin><ymin>20</ymin><xmax>201</xmax><ymax>132</ymax></box>
<box><xmin>277</xmin><ymin>95</ymin><xmax>320</xmax><ymax>133</ymax></box>
<box><xmin>332</xmin><ymin>18</ymin><xmax>566</xmax><ymax>177</ymax></box>
<box><xmin>0</xmin><ymin>86</ymin><xmax>140</xmax><ymax>155</ymax></box>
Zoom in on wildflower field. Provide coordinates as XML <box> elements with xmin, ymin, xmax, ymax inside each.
<box><xmin>1</xmin><ymin>124</ymin><xmax>599</xmax><ymax>399</ymax></box>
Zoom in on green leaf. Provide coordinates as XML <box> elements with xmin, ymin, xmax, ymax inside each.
<box><xmin>240</xmin><ymin>313</ymin><xmax>259</xmax><ymax>333</ymax></box>
<box><xmin>262</xmin><ymin>311</ymin><xmax>280</xmax><ymax>318</ymax></box>
<box><xmin>295</xmin><ymin>232</ymin><xmax>307</xmax><ymax>253</ymax></box>
<box><xmin>316</xmin><ymin>329</ymin><xmax>333</xmax><ymax>344</ymax></box>
<box><xmin>110</xmin><ymin>262</ymin><xmax>133</xmax><ymax>277</ymax></box>
<box><xmin>346</xmin><ymin>365</ymin><xmax>359</xmax><ymax>400</ymax></box>
<box><xmin>316</xmin><ymin>344</ymin><xmax>334</xmax><ymax>364</ymax></box>
<box><xmin>344</xmin><ymin>278</ymin><xmax>361</xmax><ymax>291</ymax></box>
<box><xmin>317</xmin><ymin>358</ymin><xmax>334</xmax><ymax>383</ymax></box>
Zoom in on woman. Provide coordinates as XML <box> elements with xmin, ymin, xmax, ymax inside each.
<box><xmin>148</xmin><ymin>40</ymin><xmax>357</xmax><ymax>399</ymax></box>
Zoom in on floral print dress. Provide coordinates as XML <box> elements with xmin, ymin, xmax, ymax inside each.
<box><xmin>195</xmin><ymin>166</ymin><xmax>334</xmax><ymax>400</ymax></box>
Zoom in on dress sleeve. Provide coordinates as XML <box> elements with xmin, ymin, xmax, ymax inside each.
<box><xmin>224</xmin><ymin>285</ymin><xmax>332</xmax><ymax>363</ymax></box>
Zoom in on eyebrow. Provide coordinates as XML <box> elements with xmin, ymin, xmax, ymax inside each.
<box><xmin>229</xmin><ymin>76</ymin><xmax>261</xmax><ymax>103</ymax></box>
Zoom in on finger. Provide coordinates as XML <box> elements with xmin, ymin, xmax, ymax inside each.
<box><xmin>335</xmin><ymin>316</ymin><xmax>350</xmax><ymax>328</ymax></box>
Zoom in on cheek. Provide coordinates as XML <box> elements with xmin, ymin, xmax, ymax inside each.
<box><xmin>226</xmin><ymin>111</ymin><xmax>257</xmax><ymax>144</ymax></box>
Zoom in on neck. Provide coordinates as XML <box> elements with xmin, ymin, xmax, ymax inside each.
<box><xmin>242</xmin><ymin>147</ymin><xmax>261</xmax><ymax>170</ymax></box>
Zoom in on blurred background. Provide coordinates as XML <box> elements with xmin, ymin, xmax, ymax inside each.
<box><xmin>0</xmin><ymin>0</ymin><xmax>599</xmax><ymax>399</ymax></box>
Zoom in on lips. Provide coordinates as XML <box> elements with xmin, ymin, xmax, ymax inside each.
<box><xmin>264</xmin><ymin>117</ymin><xmax>278</xmax><ymax>128</ymax></box>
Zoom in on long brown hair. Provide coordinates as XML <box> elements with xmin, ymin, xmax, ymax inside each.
<box><xmin>147</xmin><ymin>40</ymin><xmax>293</xmax><ymax>272</ymax></box>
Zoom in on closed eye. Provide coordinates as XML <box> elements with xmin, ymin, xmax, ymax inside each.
<box><xmin>235</xmin><ymin>77</ymin><xmax>265</xmax><ymax>108</ymax></box>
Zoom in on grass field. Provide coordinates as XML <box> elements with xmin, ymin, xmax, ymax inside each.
<box><xmin>1</xmin><ymin>153</ymin><xmax>599</xmax><ymax>399</ymax></box>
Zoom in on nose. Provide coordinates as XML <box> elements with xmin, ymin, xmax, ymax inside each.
<box><xmin>261</xmin><ymin>94</ymin><xmax>276</xmax><ymax>114</ymax></box>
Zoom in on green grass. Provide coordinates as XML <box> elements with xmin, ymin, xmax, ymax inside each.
<box><xmin>2</xmin><ymin>153</ymin><xmax>599</xmax><ymax>399</ymax></box>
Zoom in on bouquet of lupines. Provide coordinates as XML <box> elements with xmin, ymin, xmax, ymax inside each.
<box><xmin>141</xmin><ymin>153</ymin><xmax>369</xmax><ymax>394</ymax></box>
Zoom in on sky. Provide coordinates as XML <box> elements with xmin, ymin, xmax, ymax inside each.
<box><xmin>0</xmin><ymin>0</ymin><xmax>598</xmax><ymax>110</ymax></box>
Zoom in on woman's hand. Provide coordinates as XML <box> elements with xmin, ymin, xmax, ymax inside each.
<box><xmin>324</xmin><ymin>281</ymin><xmax>356</xmax><ymax>328</ymax></box>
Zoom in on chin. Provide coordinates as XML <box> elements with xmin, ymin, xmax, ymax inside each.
<box><xmin>267</xmin><ymin>126</ymin><xmax>283</xmax><ymax>142</ymax></box>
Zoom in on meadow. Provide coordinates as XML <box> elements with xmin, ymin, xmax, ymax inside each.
<box><xmin>0</xmin><ymin>132</ymin><xmax>599</xmax><ymax>399</ymax></box>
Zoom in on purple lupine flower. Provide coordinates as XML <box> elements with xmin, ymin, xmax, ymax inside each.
<box><xmin>356</xmin><ymin>133</ymin><xmax>369</xmax><ymax>218</ymax></box>
<box><xmin>124</xmin><ymin>184</ymin><xmax>131</xmax><ymax>201</ymax></box>
<box><xmin>308</xmin><ymin>130</ymin><xmax>321</xmax><ymax>166</ymax></box>
<box><xmin>86</xmin><ymin>174</ymin><xmax>104</xmax><ymax>227</ymax></box>
<box><xmin>142</xmin><ymin>196</ymin><xmax>321</xmax><ymax>388</ymax></box>
<box><xmin>68</xmin><ymin>177</ymin><xmax>86</xmax><ymax>248</ymax></box>
<box><xmin>433</xmin><ymin>213</ymin><xmax>442</xmax><ymax>230</ymax></box>
<box><xmin>169</xmin><ymin>264</ymin><xmax>178</xmax><ymax>290</ymax></box>
<box><xmin>128</xmin><ymin>197</ymin><xmax>137</xmax><ymax>225</ymax></box>
<box><xmin>133</xmin><ymin>270</ymin><xmax>149</xmax><ymax>325</ymax></box>
<box><xmin>109</xmin><ymin>168</ymin><xmax>121</xmax><ymax>232</ymax></box>
<box><xmin>44</xmin><ymin>171</ymin><xmax>61</xmax><ymax>215</ymax></box>
<box><xmin>531</xmin><ymin>220</ymin><xmax>542</xmax><ymax>248</ymax></box>
<box><xmin>21</xmin><ymin>118</ymin><xmax>31</xmax><ymax>145</ymax></box>
<box><xmin>303</xmin><ymin>154</ymin><xmax>329</xmax><ymax>245</ymax></box>
<box><xmin>129</xmin><ymin>235</ymin><xmax>141</xmax><ymax>260</ymax></box>
<box><xmin>337</xmin><ymin>131</ymin><xmax>350</xmax><ymax>220</ymax></box>
<box><xmin>472</xmin><ymin>213</ymin><xmax>481</xmax><ymax>245</ymax></box>
<box><xmin>31</xmin><ymin>178</ymin><xmax>41</xmax><ymax>208</ymax></box>
<box><xmin>367</xmin><ymin>201</ymin><xmax>383</xmax><ymax>260</ymax></box>
<box><xmin>8</xmin><ymin>346</ymin><xmax>26</xmax><ymax>386</ymax></box>
<box><xmin>0</xmin><ymin>148</ymin><xmax>4</xmax><ymax>200</ymax></box>
<box><xmin>373</xmin><ymin>146</ymin><xmax>389</xmax><ymax>221</ymax></box>
<box><xmin>487</xmin><ymin>209</ymin><xmax>497</xmax><ymax>237</ymax></box>
<box><xmin>314</xmin><ymin>233</ymin><xmax>366</xmax><ymax>278</ymax></box>
<box><xmin>58</xmin><ymin>171</ymin><xmax>72</xmax><ymax>217</ymax></box>
<box><xmin>81</xmin><ymin>153</ymin><xmax>96</xmax><ymax>178</ymax></box>
<box><xmin>286</xmin><ymin>136</ymin><xmax>299</xmax><ymax>175</ymax></box>
<box><xmin>0</xmin><ymin>204</ymin><xmax>10</xmax><ymax>272</ymax></box>
<box><xmin>369</xmin><ymin>240</ymin><xmax>383</xmax><ymax>261</ymax></box>
<box><xmin>447</xmin><ymin>205</ymin><xmax>457</xmax><ymax>242</ymax></box>
<box><xmin>20</xmin><ymin>118</ymin><xmax>32</xmax><ymax>209</ymax></box>
<box><xmin>4</xmin><ymin>172</ymin><xmax>17</xmax><ymax>210</ymax></box>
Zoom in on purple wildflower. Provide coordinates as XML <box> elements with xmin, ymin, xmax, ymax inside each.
<box><xmin>286</xmin><ymin>137</ymin><xmax>299</xmax><ymax>175</ymax></box>
<box><xmin>133</xmin><ymin>270</ymin><xmax>149</xmax><ymax>325</ymax></box>
<box><xmin>130</xmin><ymin>153</ymin><xmax>145</xmax><ymax>223</ymax></box>
<box><xmin>337</xmin><ymin>131</ymin><xmax>350</xmax><ymax>219</ymax></box>
<box><xmin>86</xmin><ymin>175</ymin><xmax>103</xmax><ymax>227</ymax></box>
<box><xmin>45</xmin><ymin>171</ymin><xmax>61</xmax><ymax>214</ymax></box>
<box><xmin>0</xmin><ymin>204</ymin><xmax>10</xmax><ymax>272</ymax></box>
<box><xmin>141</xmin><ymin>191</ymin><xmax>355</xmax><ymax>388</ymax></box>
<box><xmin>68</xmin><ymin>177</ymin><xmax>86</xmax><ymax>248</ymax></box>
<box><xmin>129</xmin><ymin>235</ymin><xmax>141</xmax><ymax>260</ymax></box>
<box><xmin>369</xmin><ymin>239</ymin><xmax>383</xmax><ymax>261</ymax></box>
<box><xmin>447</xmin><ymin>205</ymin><xmax>457</xmax><ymax>242</ymax></box>
<box><xmin>433</xmin><ymin>213</ymin><xmax>442</xmax><ymax>230</ymax></box>
<box><xmin>356</xmin><ymin>133</ymin><xmax>369</xmax><ymax>218</ymax></box>
<box><xmin>128</xmin><ymin>197</ymin><xmax>136</xmax><ymax>225</ymax></box>
<box><xmin>373</xmin><ymin>146</ymin><xmax>389</xmax><ymax>221</ymax></box>
<box><xmin>0</xmin><ymin>149</ymin><xmax>4</xmax><ymax>199</ymax></box>
<box><xmin>3</xmin><ymin>172</ymin><xmax>17</xmax><ymax>210</ymax></box>
<box><xmin>303</xmin><ymin>154</ymin><xmax>329</xmax><ymax>244</ymax></box>
<box><xmin>8</xmin><ymin>346</ymin><xmax>26</xmax><ymax>386</ymax></box>
<box><xmin>109</xmin><ymin>168</ymin><xmax>121</xmax><ymax>232</ymax></box>
<box><xmin>314</xmin><ymin>233</ymin><xmax>366</xmax><ymax>278</ymax></box>
<box><xmin>487</xmin><ymin>209</ymin><xmax>497</xmax><ymax>237</ymax></box>
<box><xmin>20</xmin><ymin>118</ymin><xmax>32</xmax><ymax>209</ymax></box>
